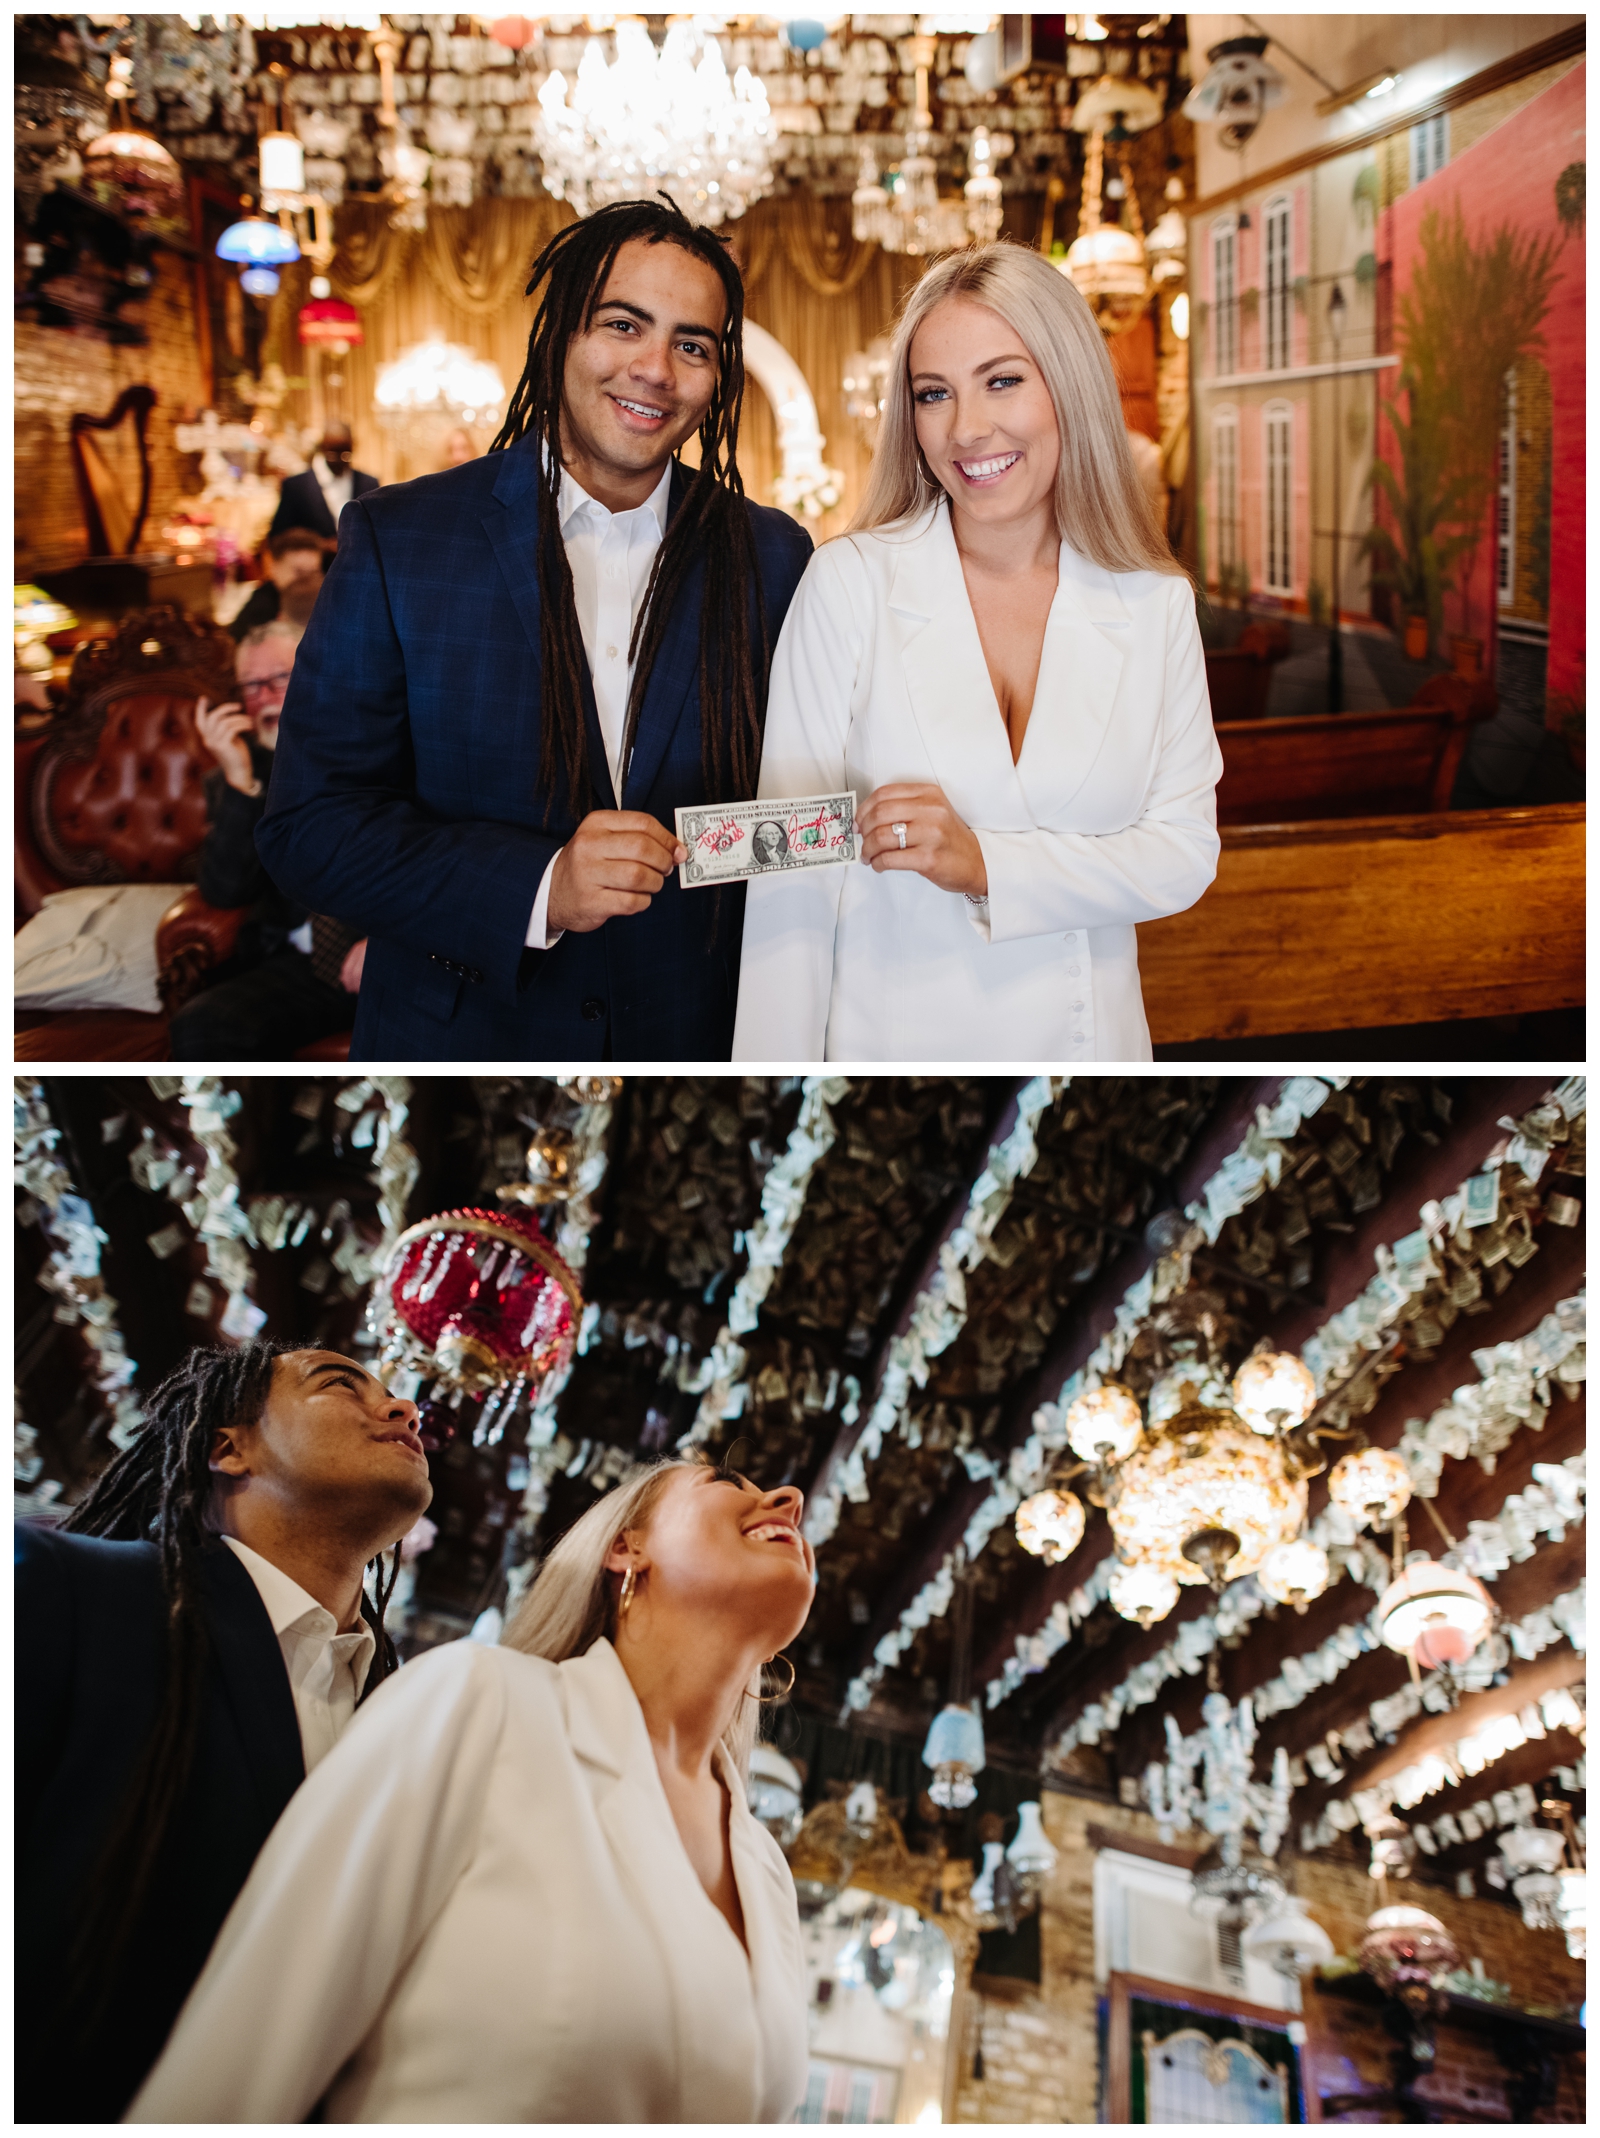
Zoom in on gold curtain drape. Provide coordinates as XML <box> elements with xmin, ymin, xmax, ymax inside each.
<box><xmin>265</xmin><ymin>194</ymin><xmax>934</xmax><ymax>524</ymax></box>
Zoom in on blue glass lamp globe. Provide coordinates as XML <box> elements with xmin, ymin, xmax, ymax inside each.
<box><xmin>239</xmin><ymin>265</ymin><xmax>281</xmax><ymax>297</ymax></box>
<box><xmin>216</xmin><ymin>216</ymin><xmax>300</xmax><ymax>267</ymax></box>
<box><xmin>784</xmin><ymin>19</ymin><xmax>828</xmax><ymax>53</ymax></box>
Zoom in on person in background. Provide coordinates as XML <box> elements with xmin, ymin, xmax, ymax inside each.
<box><xmin>441</xmin><ymin>425</ymin><xmax>476</xmax><ymax>468</ymax></box>
<box><xmin>130</xmin><ymin>1453</ymin><xmax>813</xmax><ymax>2122</ymax></box>
<box><xmin>227</xmin><ymin>527</ymin><xmax>330</xmax><ymax>644</ymax></box>
<box><xmin>171</xmin><ymin>620</ymin><xmax>368</xmax><ymax>1057</ymax></box>
<box><xmin>15</xmin><ymin>1341</ymin><xmax>432</xmax><ymax>2123</ymax></box>
<box><xmin>269</xmin><ymin>421</ymin><xmax>378</xmax><ymax>545</ymax></box>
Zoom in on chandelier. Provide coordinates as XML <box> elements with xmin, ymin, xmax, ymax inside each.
<box><xmin>376</xmin><ymin>1202</ymin><xmax>581</xmax><ymax>1400</ymax></box>
<box><xmin>851</xmin><ymin>34</ymin><xmax>1007</xmax><ymax>257</ymax></box>
<box><xmin>1014</xmin><ymin>1314</ymin><xmax>1411</xmax><ymax>1630</ymax></box>
<box><xmin>536</xmin><ymin>20</ymin><xmax>775</xmax><ymax>228</ymax></box>
<box><xmin>374</xmin><ymin>340</ymin><xmax>507</xmax><ymax>435</ymax></box>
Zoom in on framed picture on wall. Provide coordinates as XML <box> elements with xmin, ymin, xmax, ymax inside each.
<box><xmin>1103</xmin><ymin>1972</ymin><xmax>1319</xmax><ymax>2124</ymax></box>
<box><xmin>186</xmin><ymin>175</ymin><xmax>267</xmax><ymax>408</ymax></box>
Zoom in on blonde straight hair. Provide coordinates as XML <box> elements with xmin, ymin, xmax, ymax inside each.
<box><xmin>851</xmin><ymin>239</ymin><xmax>1181</xmax><ymax>577</ymax></box>
<box><xmin>500</xmin><ymin>1455</ymin><xmax>763</xmax><ymax>1779</ymax></box>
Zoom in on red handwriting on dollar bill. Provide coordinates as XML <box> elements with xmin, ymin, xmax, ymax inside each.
<box><xmin>788</xmin><ymin>806</ymin><xmax>849</xmax><ymax>853</ymax></box>
<box><xmin>697</xmin><ymin>817</ymin><xmax>746</xmax><ymax>855</ymax></box>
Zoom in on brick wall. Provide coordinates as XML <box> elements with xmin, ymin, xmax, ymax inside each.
<box><xmin>948</xmin><ymin>1791</ymin><xmax>1585</xmax><ymax>2123</ymax></box>
<box><xmin>15</xmin><ymin>241</ymin><xmax>208</xmax><ymax>580</ymax></box>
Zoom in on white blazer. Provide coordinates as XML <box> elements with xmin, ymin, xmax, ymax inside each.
<box><xmin>128</xmin><ymin>1638</ymin><xmax>808</xmax><ymax>2124</ymax></box>
<box><xmin>732</xmin><ymin>502</ymin><xmax>1221</xmax><ymax>1062</ymax></box>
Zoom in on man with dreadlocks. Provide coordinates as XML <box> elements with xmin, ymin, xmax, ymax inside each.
<box><xmin>14</xmin><ymin>1341</ymin><xmax>432</xmax><ymax>2122</ymax></box>
<box><xmin>255</xmin><ymin>199</ymin><xmax>813</xmax><ymax>1062</ymax></box>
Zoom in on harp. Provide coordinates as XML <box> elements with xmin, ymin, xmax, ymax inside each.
<box><xmin>69</xmin><ymin>385</ymin><xmax>157</xmax><ymax>556</ymax></box>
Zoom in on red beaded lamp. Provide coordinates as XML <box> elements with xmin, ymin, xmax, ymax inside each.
<box><xmin>379</xmin><ymin>1204</ymin><xmax>582</xmax><ymax>1398</ymax></box>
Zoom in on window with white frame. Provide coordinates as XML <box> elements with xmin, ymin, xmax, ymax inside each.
<box><xmin>1212</xmin><ymin>408</ymin><xmax>1239</xmax><ymax>582</ymax></box>
<box><xmin>1410</xmin><ymin>111</ymin><xmax>1449</xmax><ymax>185</ymax></box>
<box><xmin>1264</xmin><ymin>196</ymin><xmax>1291</xmax><ymax>372</ymax></box>
<box><xmin>1212</xmin><ymin>216</ymin><xmax>1237</xmax><ymax>377</ymax></box>
<box><xmin>1264</xmin><ymin>402</ymin><xmax>1293</xmax><ymax>595</ymax></box>
<box><xmin>1497</xmin><ymin>367</ymin><xmax>1517</xmax><ymax>608</ymax></box>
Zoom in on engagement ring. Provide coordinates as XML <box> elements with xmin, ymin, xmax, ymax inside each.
<box><xmin>892</xmin><ymin>822</ymin><xmax>908</xmax><ymax>849</ymax></box>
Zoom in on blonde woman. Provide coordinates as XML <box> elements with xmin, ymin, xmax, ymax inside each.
<box><xmin>130</xmin><ymin>1458</ymin><xmax>814</xmax><ymax>2123</ymax></box>
<box><xmin>732</xmin><ymin>241</ymin><xmax>1220</xmax><ymax>1062</ymax></box>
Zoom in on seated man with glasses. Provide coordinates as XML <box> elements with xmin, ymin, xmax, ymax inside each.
<box><xmin>170</xmin><ymin>621</ymin><xmax>366</xmax><ymax>1058</ymax></box>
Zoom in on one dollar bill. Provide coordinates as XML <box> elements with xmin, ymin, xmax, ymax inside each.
<box><xmin>675</xmin><ymin>793</ymin><xmax>858</xmax><ymax>888</ymax></box>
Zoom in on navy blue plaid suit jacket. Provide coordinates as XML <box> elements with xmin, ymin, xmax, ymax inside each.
<box><xmin>255</xmin><ymin>442</ymin><xmax>812</xmax><ymax>1061</ymax></box>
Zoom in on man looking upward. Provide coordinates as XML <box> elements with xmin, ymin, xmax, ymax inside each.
<box><xmin>15</xmin><ymin>1342</ymin><xmax>432</xmax><ymax>2121</ymax></box>
<box><xmin>256</xmin><ymin>198</ymin><xmax>813</xmax><ymax>1061</ymax></box>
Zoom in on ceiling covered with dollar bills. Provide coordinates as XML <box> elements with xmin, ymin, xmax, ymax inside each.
<box><xmin>15</xmin><ymin>1071</ymin><xmax>1586</xmax><ymax>1895</ymax></box>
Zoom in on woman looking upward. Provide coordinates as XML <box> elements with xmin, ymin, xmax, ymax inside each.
<box><xmin>733</xmin><ymin>241</ymin><xmax>1220</xmax><ymax>1063</ymax></box>
<box><xmin>130</xmin><ymin>1456</ymin><xmax>816</xmax><ymax>2122</ymax></box>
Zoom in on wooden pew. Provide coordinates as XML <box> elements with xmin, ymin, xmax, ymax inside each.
<box><xmin>1215</xmin><ymin>701</ymin><xmax>1474</xmax><ymax>824</ymax></box>
<box><xmin>1138</xmin><ymin>804</ymin><xmax>1585</xmax><ymax>1043</ymax></box>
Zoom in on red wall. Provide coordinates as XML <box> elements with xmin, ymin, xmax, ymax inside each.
<box><xmin>1378</xmin><ymin>61</ymin><xmax>1585</xmax><ymax>716</ymax></box>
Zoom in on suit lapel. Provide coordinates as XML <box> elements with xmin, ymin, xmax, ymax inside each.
<box><xmin>483</xmin><ymin>438</ymin><xmax>616</xmax><ymax>813</ymax></box>
<box><xmin>620</xmin><ymin>461</ymin><xmax>702</xmax><ymax>811</ymax></box>
<box><xmin>891</xmin><ymin>501</ymin><xmax>1131</xmax><ymax>828</ymax></box>
<box><xmin>196</xmin><ymin>1542</ymin><xmax>305</xmax><ymax>1825</ymax></box>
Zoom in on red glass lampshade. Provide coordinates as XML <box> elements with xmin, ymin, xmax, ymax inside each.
<box><xmin>298</xmin><ymin>296</ymin><xmax>363</xmax><ymax>349</ymax></box>
<box><xmin>384</xmin><ymin>1204</ymin><xmax>581</xmax><ymax>1396</ymax></box>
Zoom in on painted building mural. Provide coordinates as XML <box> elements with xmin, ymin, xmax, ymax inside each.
<box><xmin>1189</xmin><ymin>51</ymin><xmax>1584</xmax><ymax>744</ymax></box>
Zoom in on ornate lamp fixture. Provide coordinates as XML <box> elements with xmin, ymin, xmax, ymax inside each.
<box><xmin>1241</xmin><ymin>1892</ymin><xmax>1335</xmax><ymax>1988</ymax></box>
<box><xmin>747</xmin><ymin>1744</ymin><xmax>805</xmax><ymax>1849</ymax></box>
<box><xmin>536</xmin><ymin>20</ymin><xmax>775</xmax><ymax>228</ymax></box>
<box><xmin>1376</xmin><ymin>1559</ymin><xmax>1495</xmax><ymax>1672</ymax></box>
<box><xmin>374</xmin><ymin>340</ymin><xmax>507</xmax><ymax>441</ymax></box>
<box><xmin>1499</xmin><ymin>1823</ymin><xmax>1567</xmax><ymax>1931</ymax></box>
<box><xmin>83</xmin><ymin>127</ymin><xmax>184</xmax><ymax>218</ymax></box>
<box><xmin>1016</xmin><ymin>1318</ymin><xmax>1403</xmax><ymax>1631</ymax></box>
<box><xmin>377</xmin><ymin>1202</ymin><xmax>581</xmax><ymax>1401</ymax></box>
<box><xmin>1181</xmin><ymin>34</ymin><xmax>1287</xmax><ymax>153</ymax></box>
<box><xmin>970</xmin><ymin>1801</ymin><xmax>1058</xmax><ymax>1932</ymax></box>
<box><xmin>1359</xmin><ymin>1903</ymin><xmax>1459</xmax><ymax>2062</ymax></box>
<box><xmin>1015</xmin><ymin>1487</ymin><xmax>1085</xmax><ymax>1565</ymax></box>
<box><xmin>922</xmin><ymin>1702</ymin><xmax>986</xmax><ymax>1811</ymax></box>
<box><xmin>852</xmin><ymin>34</ymin><xmax>1009</xmax><ymax>257</ymax></box>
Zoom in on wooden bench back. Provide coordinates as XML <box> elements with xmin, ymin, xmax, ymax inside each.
<box><xmin>1215</xmin><ymin>704</ymin><xmax>1473</xmax><ymax>824</ymax></box>
<box><xmin>1137</xmin><ymin>804</ymin><xmax>1585</xmax><ymax>1044</ymax></box>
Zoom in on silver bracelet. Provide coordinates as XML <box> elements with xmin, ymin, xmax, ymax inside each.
<box><xmin>964</xmin><ymin>892</ymin><xmax>988</xmax><ymax>907</ymax></box>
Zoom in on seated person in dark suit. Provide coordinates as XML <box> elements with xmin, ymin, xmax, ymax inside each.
<box><xmin>269</xmin><ymin>420</ymin><xmax>379</xmax><ymax>544</ymax></box>
<box><xmin>15</xmin><ymin>1339</ymin><xmax>433</xmax><ymax>2122</ymax></box>
<box><xmin>227</xmin><ymin>527</ymin><xmax>330</xmax><ymax>643</ymax></box>
<box><xmin>170</xmin><ymin>620</ymin><xmax>368</xmax><ymax>1057</ymax></box>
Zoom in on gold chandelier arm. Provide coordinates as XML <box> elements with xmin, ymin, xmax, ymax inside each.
<box><xmin>1080</xmin><ymin>126</ymin><xmax>1104</xmax><ymax>238</ymax></box>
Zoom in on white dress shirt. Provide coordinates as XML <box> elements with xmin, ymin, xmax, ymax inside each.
<box><xmin>221</xmin><ymin>1535</ymin><xmax>375</xmax><ymax>1774</ymax></box>
<box><xmin>130</xmin><ymin>1637</ymin><xmax>808</xmax><ymax>2124</ymax></box>
<box><xmin>732</xmin><ymin>500</ymin><xmax>1221</xmax><ymax>1062</ymax></box>
<box><xmin>524</xmin><ymin>459</ymin><xmax>673</xmax><ymax>950</ymax></box>
<box><xmin>310</xmin><ymin>451</ymin><xmax>354</xmax><ymax>524</ymax></box>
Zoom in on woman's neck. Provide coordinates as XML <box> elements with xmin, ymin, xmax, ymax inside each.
<box><xmin>613</xmin><ymin>1616</ymin><xmax>763</xmax><ymax>1781</ymax></box>
<box><xmin>948</xmin><ymin>493</ymin><xmax>1059</xmax><ymax>579</ymax></box>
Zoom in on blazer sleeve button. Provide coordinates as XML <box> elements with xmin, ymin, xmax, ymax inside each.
<box><xmin>580</xmin><ymin>997</ymin><xmax>605</xmax><ymax>1021</ymax></box>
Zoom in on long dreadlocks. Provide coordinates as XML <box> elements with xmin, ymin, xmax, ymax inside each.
<box><xmin>58</xmin><ymin>1340</ymin><xmax>405</xmax><ymax>2023</ymax></box>
<box><xmin>489</xmin><ymin>197</ymin><xmax>771</xmax><ymax>825</ymax></box>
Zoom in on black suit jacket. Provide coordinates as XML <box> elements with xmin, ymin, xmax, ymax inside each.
<box><xmin>254</xmin><ymin>446</ymin><xmax>813</xmax><ymax>1061</ymax></box>
<box><xmin>15</xmin><ymin>1525</ymin><xmax>306</xmax><ymax>2122</ymax></box>
<box><xmin>269</xmin><ymin>465</ymin><xmax>379</xmax><ymax>543</ymax></box>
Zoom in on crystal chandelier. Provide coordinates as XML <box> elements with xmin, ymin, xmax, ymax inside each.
<box><xmin>374</xmin><ymin>340</ymin><xmax>507</xmax><ymax>435</ymax></box>
<box><xmin>1014</xmin><ymin>1317</ymin><xmax>1407</xmax><ymax>1629</ymax></box>
<box><xmin>851</xmin><ymin>34</ymin><xmax>1008</xmax><ymax>257</ymax></box>
<box><xmin>536</xmin><ymin>20</ymin><xmax>775</xmax><ymax>228</ymax></box>
<box><xmin>1147</xmin><ymin>1690</ymin><xmax>1292</xmax><ymax>1860</ymax></box>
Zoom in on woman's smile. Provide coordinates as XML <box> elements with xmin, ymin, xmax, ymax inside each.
<box><xmin>953</xmin><ymin>449</ymin><xmax>1023</xmax><ymax>486</ymax></box>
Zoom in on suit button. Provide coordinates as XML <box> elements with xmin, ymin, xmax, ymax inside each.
<box><xmin>581</xmin><ymin>998</ymin><xmax>605</xmax><ymax>1022</ymax></box>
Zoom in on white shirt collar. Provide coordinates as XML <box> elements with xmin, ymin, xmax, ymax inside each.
<box><xmin>221</xmin><ymin>1533</ymin><xmax>359</xmax><ymax>1639</ymax></box>
<box><xmin>557</xmin><ymin>457</ymin><xmax>673</xmax><ymax>540</ymax></box>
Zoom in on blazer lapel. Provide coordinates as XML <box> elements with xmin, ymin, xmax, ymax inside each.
<box><xmin>483</xmin><ymin>438</ymin><xmax>616</xmax><ymax>813</ymax></box>
<box><xmin>1018</xmin><ymin>542</ymin><xmax>1132</xmax><ymax>821</ymax></box>
<box><xmin>620</xmin><ymin>461</ymin><xmax>701</xmax><ymax>811</ymax></box>
<box><xmin>890</xmin><ymin>505</ymin><xmax>1034</xmax><ymax>832</ymax></box>
<box><xmin>196</xmin><ymin>1542</ymin><xmax>305</xmax><ymax>1826</ymax></box>
<box><xmin>560</xmin><ymin>1640</ymin><xmax>764</xmax><ymax>2121</ymax></box>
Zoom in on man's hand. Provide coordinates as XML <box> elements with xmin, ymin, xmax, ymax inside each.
<box><xmin>547</xmin><ymin>811</ymin><xmax>687</xmax><ymax>934</ymax></box>
<box><xmin>339</xmin><ymin>938</ymin><xmax>368</xmax><ymax>995</ymax></box>
<box><xmin>858</xmin><ymin>783</ymin><xmax>988</xmax><ymax>897</ymax></box>
<box><xmin>194</xmin><ymin>697</ymin><xmax>260</xmax><ymax>796</ymax></box>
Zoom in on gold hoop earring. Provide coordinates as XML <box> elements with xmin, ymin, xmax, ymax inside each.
<box><xmin>619</xmin><ymin>1564</ymin><xmax>637</xmax><ymax>1620</ymax></box>
<box><xmin>747</xmin><ymin>1654</ymin><xmax>796</xmax><ymax>1705</ymax></box>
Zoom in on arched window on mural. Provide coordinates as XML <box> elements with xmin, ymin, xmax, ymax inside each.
<box><xmin>1264</xmin><ymin>401</ymin><xmax>1293</xmax><ymax>597</ymax></box>
<box><xmin>1211</xmin><ymin>215</ymin><xmax>1238</xmax><ymax>378</ymax></box>
<box><xmin>1496</xmin><ymin>367</ymin><xmax>1517</xmax><ymax>611</ymax></box>
<box><xmin>1212</xmin><ymin>406</ymin><xmax>1239</xmax><ymax>586</ymax></box>
<box><xmin>1263</xmin><ymin>197</ymin><xmax>1291</xmax><ymax>373</ymax></box>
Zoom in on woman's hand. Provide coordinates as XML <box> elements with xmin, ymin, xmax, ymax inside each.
<box><xmin>858</xmin><ymin>783</ymin><xmax>988</xmax><ymax>897</ymax></box>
